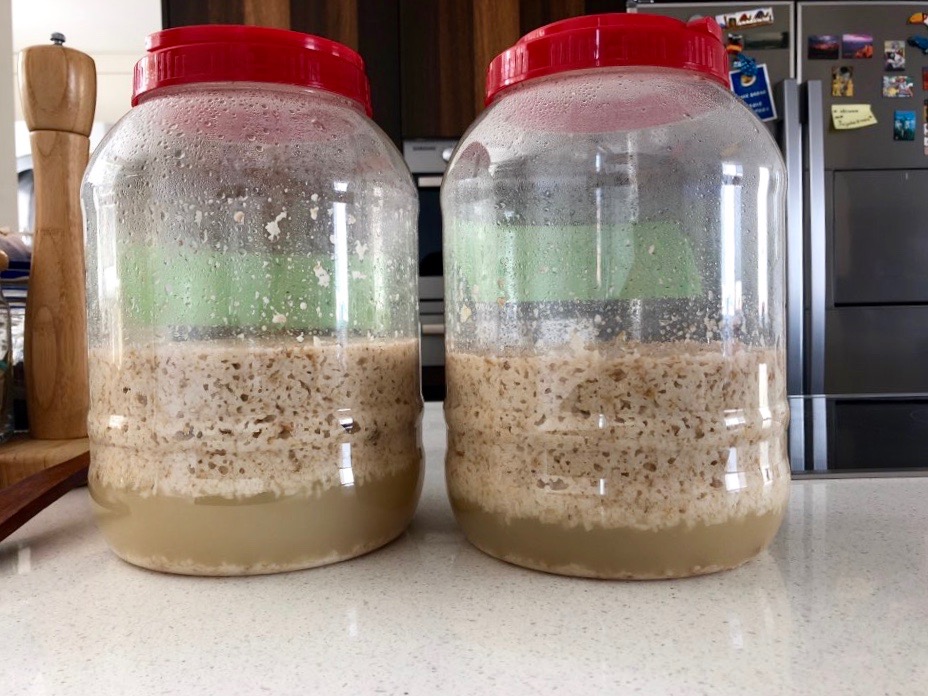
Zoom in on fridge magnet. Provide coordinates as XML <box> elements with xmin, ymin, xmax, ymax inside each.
<box><xmin>883</xmin><ymin>75</ymin><xmax>915</xmax><ymax>97</ymax></box>
<box><xmin>885</xmin><ymin>41</ymin><xmax>906</xmax><ymax>70</ymax></box>
<box><xmin>907</xmin><ymin>35</ymin><xmax>928</xmax><ymax>54</ymax></box>
<box><xmin>831</xmin><ymin>104</ymin><xmax>877</xmax><ymax>130</ymax></box>
<box><xmin>832</xmin><ymin>66</ymin><xmax>854</xmax><ymax>97</ymax></box>
<box><xmin>907</xmin><ymin>12</ymin><xmax>928</xmax><ymax>27</ymax></box>
<box><xmin>893</xmin><ymin>110</ymin><xmax>916</xmax><ymax>141</ymax></box>
<box><xmin>730</xmin><ymin>62</ymin><xmax>777</xmax><ymax>121</ymax></box>
<box><xmin>808</xmin><ymin>34</ymin><xmax>840</xmax><ymax>59</ymax></box>
<box><xmin>924</xmin><ymin>68</ymin><xmax>928</xmax><ymax>90</ymax></box>
<box><xmin>726</xmin><ymin>34</ymin><xmax>745</xmax><ymax>56</ymax></box>
<box><xmin>743</xmin><ymin>31</ymin><xmax>789</xmax><ymax>50</ymax></box>
<box><xmin>923</xmin><ymin>99</ymin><xmax>928</xmax><ymax>123</ymax></box>
<box><xmin>715</xmin><ymin>7</ymin><xmax>774</xmax><ymax>30</ymax></box>
<box><xmin>842</xmin><ymin>34</ymin><xmax>874</xmax><ymax>59</ymax></box>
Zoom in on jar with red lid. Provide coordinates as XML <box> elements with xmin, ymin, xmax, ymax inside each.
<box><xmin>82</xmin><ymin>26</ymin><xmax>422</xmax><ymax>575</ymax></box>
<box><xmin>442</xmin><ymin>14</ymin><xmax>789</xmax><ymax>578</ymax></box>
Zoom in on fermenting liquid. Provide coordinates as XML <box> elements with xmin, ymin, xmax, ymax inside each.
<box><xmin>445</xmin><ymin>339</ymin><xmax>789</xmax><ymax>579</ymax></box>
<box><xmin>89</xmin><ymin>337</ymin><xmax>422</xmax><ymax>575</ymax></box>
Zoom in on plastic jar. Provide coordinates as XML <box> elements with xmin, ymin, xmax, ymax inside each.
<box><xmin>442</xmin><ymin>14</ymin><xmax>789</xmax><ymax>579</ymax></box>
<box><xmin>82</xmin><ymin>26</ymin><xmax>422</xmax><ymax>575</ymax></box>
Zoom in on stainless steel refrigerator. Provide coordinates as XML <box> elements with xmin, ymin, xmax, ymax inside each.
<box><xmin>630</xmin><ymin>1</ymin><xmax>928</xmax><ymax>474</ymax></box>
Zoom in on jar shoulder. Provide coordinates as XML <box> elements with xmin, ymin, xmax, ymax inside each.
<box><xmin>85</xmin><ymin>86</ymin><xmax>413</xmax><ymax>193</ymax></box>
<box><xmin>445</xmin><ymin>68</ymin><xmax>784</xmax><ymax>187</ymax></box>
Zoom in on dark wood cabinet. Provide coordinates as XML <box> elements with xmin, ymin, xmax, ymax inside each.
<box><xmin>162</xmin><ymin>0</ymin><xmax>289</xmax><ymax>29</ymax></box>
<box><xmin>398</xmin><ymin>0</ymin><xmax>625</xmax><ymax>139</ymax></box>
<box><xmin>162</xmin><ymin>0</ymin><xmax>626</xmax><ymax>142</ymax></box>
<box><xmin>290</xmin><ymin>2</ymin><xmax>402</xmax><ymax>144</ymax></box>
<box><xmin>162</xmin><ymin>0</ymin><xmax>401</xmax><ymax>143</ymax></box>
<box><xmin>399</xmin><ymin>0</ymin><xmax>483</xmax><ymax>139</ymax></box>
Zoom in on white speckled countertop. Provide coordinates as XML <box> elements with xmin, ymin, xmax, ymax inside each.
<box><xmin>2</xmin><ymin>403</ymin><xmax>927</xmax><ymax>695</ymax></box>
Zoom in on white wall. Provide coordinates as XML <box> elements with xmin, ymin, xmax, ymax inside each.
<box><xmin>0</xmin><ymin>0</ymin><xmax>18</xmax><ymax>232</ymax></box>
<box><xmin>5</xmin><ymin>0</ymin><xmax>160</xmax><ymax>232</ymax></box>
<box><xmin>11</xmin><ymin>0</ymin><xmax>161</xmax><ymax>152</ymax></box>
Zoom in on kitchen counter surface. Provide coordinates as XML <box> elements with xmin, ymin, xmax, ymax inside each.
<box><xmin>2</xmin><ymin>403</ymin><xmax>927</xmax><ymax>695</ymax></box>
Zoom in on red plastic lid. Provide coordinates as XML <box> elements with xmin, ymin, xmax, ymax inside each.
<box><xmin>132</xmin><ymin>25</ymin><xmax>372</xmax><ymax>115</ymax></box>
<box><xmin>485</xmin><ymin>13</ymin><xmax>728</xmax><ymax>105</ymax></box>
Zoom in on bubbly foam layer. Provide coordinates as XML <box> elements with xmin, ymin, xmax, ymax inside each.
<box><xmin>445</xmin><ymin>340</ymin><xmax>790</xmax><ymax>533</ymax></box>
<box><xmin>88</xmin><ymin>337</ymin><xmax>422</xmax><ymax>499</ymax></box>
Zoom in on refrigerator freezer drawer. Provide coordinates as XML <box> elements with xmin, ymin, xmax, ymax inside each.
<box><xmin>831</xmin><ymin>399</ymin><xmax>928</xmax><ymax>472</ymax></box>
<box><xmin>825</xmin><ymin>305</ymin><xmax>928</xmax><ymax>393</ymax></box>
<box><xmin>833</xmin><ymin>170</ymin><xmax>928</xmax><ymax>305</ymax></box>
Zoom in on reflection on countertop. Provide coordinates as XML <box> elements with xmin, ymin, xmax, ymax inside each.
<box><xmin>1</xmin><ymin>403</ymin><xmax>927</xmax><ymax>695</ymax></box>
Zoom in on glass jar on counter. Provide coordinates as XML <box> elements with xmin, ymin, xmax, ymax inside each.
<box><xmin>442</xmin><ymin>14</ymin><xmax>789</xmax><ymax>579</ymax></box>
<box><xmin>82</xmin><ymin>26</ymin><xmax>422</xmax><ymax>575</ymax></box>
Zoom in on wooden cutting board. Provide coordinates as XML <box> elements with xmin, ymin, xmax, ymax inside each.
<box><xmin>0</xmin><ymin>436</ymin><xmax>89</xmax><ymax>488</ymax></box>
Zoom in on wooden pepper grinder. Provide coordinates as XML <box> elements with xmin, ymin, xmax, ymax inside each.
<box><xmin>19</xmin><ymin>33</ymin><xmax>96</xmax><ymax>439</ymax></box>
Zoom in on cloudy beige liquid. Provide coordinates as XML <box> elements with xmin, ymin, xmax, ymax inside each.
<box><xmin>91</xmin><ymin>457</ymin><xmax>421</xmax><ymax>575</ymax></box>
<box><xmin>88</xmin><ymin>337</ymin><xmax>422</xmax><ymax>575</ymax></box>
<box><xmin>453</xmin><ymin>503</ymin><xmax>785</xmax><ymax>580</ymax></box>
<box><xmin>445</xmin><ymin>340</ymin><xmax>790</xmax><ymax>579</ymax></box>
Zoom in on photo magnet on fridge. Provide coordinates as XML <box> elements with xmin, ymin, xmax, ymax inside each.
<box><xmin>832</xmin><ymin>66</ymin><xmax>854</xmax><ymax>97</ymax></box>
<box><xmin>893</xmin><ymin>110</ymin><xmax>916</xmax><ymax>141</ymax></box>
<box><xmin>884</xmin><ymin>75</ymin><xmax>915</xmax><ymax>97</ymax></box>
<box><xmin>885</xmin><ymin>41</ymin><xmax>906</xmax><ymax>71</ymax></box>
<box><xmin>715</xmin><ymin>7</ymin><xmax>774</xmax><ymax>30</ymax></box>
<box><xmin>842</xmin><ymin>34</ymin><xmax>874</xmax><ymax>59</ymax></box>
<box><xmin>808</xmin><ymin>34</ymin><xmax>840</xmax><ymax>59</ymax></box>
<box><xmin>730</xmin><ymin>63</ymin><xmax>777</xmax><ymax>121</ymax></box>
<box><xmin>742</xmin><ymin>31</ymin><xmax>789</xmax><ymax>50</ymax></box>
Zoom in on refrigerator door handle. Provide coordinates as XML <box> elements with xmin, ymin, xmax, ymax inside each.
<box><xmin>781</xmin><ymin>79</ymin><xmax>804</xmax><ymax>397</ymax></box>
<box><xmin>804</xmin><ymin>80</ymin><xmax>827</xmax><ymax>396</ymax></box>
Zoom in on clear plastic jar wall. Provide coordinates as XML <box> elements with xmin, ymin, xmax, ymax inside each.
<box><xmin>442</xmin><ymin>68</ymin><xmax>789</xmax><ymax>578</ymax></box>
<box><xmin>83</xmin><ymin>83</ymin><xmax>422</xmax><ymax>575</ymax></box>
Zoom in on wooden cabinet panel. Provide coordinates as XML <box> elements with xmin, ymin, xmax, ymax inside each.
<box><xmin>473</xmin><ymin>0</ymin><xmax>520</xmax><ymax>111</ymax></box>
<box><xmin>400</xmin><ymin>0</ymin><xmax>477</xmax><ymax>138</ymax></box>
<box><xmin>356</xmin><ymin>2</ymin><xmax>402</xmax><ymax>144</ymax></box>
<box><xmin>290</xmin><ymin>0</ymin><xmax>359</xmax><ymax>49</ymax></box>
<box><xmin>518</xmin><ymin>0</ymin><xmax>585</xmax><ymax>34</ymax></box>
<box><xmin>163</xmin><ymin>0</ymin><xmax>244</xmax><ymax>26</ymax></box>
<box><xmin>163</xmin><ymin>0</ymin><xmax>629</xmax><ymax>141</ymax></box>
<box><xmin>519</xmin><ymin>0</ymin><xmax>626</xmax><ymax>33</ymax></box>
<box><xmin>244</xmin><ymin>0</ymin><xmax>289</xmax><ymax>29</ymax></box>
<box><xmin>164</xmin><ymin>0</ymin><xmax>291</xmax><ymax>27</ymax></box>
<box><xmin>400</xmin><ymin>0</ymin><xmax>625</xmax><ymax>139</ymax></box>
<box><xmin>290</xmin><ymin>0</ymin><xmax>401</xmax><ymax>143</ymax></box>
<box><xmin>162</xmin><ymin>0</ymin><xmax>401</xmax><ymax>144</ymax></box>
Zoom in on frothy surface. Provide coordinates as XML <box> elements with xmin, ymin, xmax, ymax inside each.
<box><xmin>445</xmin><ymin>340</ymin><xmax>790</xmax><ymax>534</ymax></box>
<box><xmin>89</xmin><ymin>337</ymin><xmax>422</xmax><ymax>499</ymax></box>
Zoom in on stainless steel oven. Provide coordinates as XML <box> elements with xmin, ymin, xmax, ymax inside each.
<box><xmin>404</xmin><ymin>139</ymin><xmax>456</xmax><ymax>400</ymax></box>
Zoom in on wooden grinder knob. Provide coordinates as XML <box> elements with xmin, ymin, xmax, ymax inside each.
<box><xmin>20</xmin><ymin>34</ymin><xmax>96</xmax><ymax>439</ymax></box>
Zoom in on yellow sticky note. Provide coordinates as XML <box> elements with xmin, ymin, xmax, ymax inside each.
<box><xmin>831</xmin><ymin>104</ymin><xmax>878</xmax><ymax>130</ymax></box>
